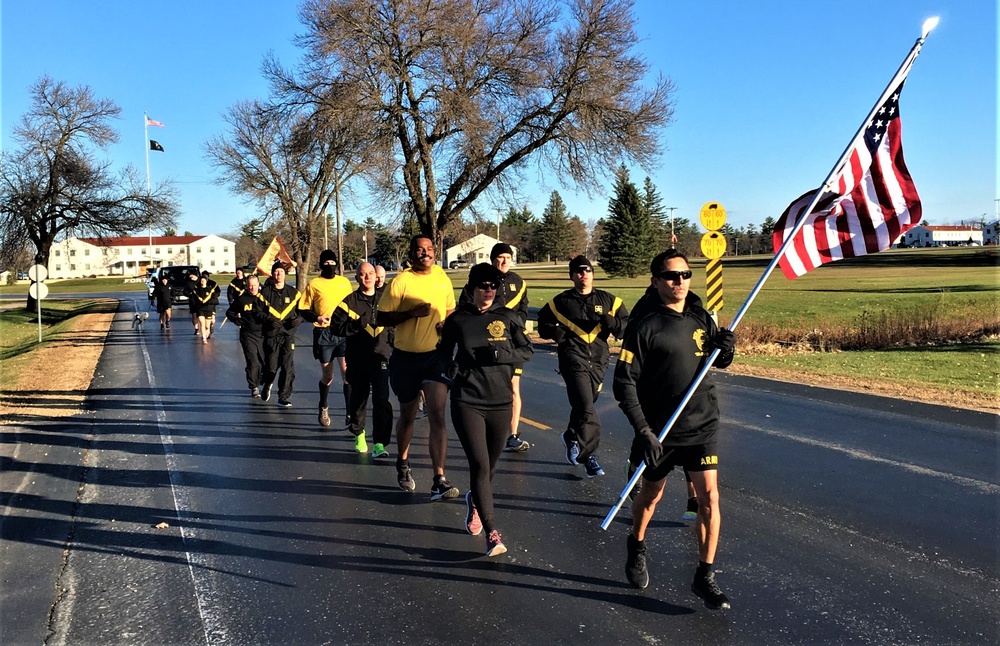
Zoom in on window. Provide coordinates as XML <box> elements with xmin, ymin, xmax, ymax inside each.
<box><xmin>85</xmin><ymin>264</ymin><xmax>91</xmax><ymax>270</ymax></box>
<box><xmin>224</xmin><ymin>259</ymin><xmax>230</xmax><ymax>266</ymax></box>
<box><xmin>167</xmin><ymin>247</ymin><xmax>173</xmax><ymax>253</ymax></box>
<box><xmin>210</xmin><ymin>260</ymin><xmax>216</xmax><ymax>267</ymax></box>
<box><xmin>196</xmin><ymin>247</ymin><xmax>202</xmax><ymax>253</ymax></box>
<box><xmin>155</xmin><ymin>248</ymin><xmax>160</xmax><ymax>254</ymax></box>
<box><xmin>70</xmin><ymin>264</ymin><xmax>76</xmax><ymax>271</ymax></box>
<box><xmin>56</xmin><ymin>264</ymin><xmax>61</xmax><ymax>270</ymax></box>
<box><xmin>141</xmin><ymin>248</ymin><xmax>146</xmax><ymax>255</ymax></box>
<box><xmin>55</xmin><ymin>250</ymin><xmax>61</xmax><ymax>257</ymax></box>
<box><xmin>84</xmin><ymin>249</ymin><xmax>90</xmax><ymax>256</ymax></box>
<box><xmin>70</xmin><ymin>250</ymin><xmax>76</xmax><ymax>256</ymax></box>
<box><xmin>210</xmin><ymin>246</ymin><xmax>215</xmax><ymax>253</ymax></box>
<box><xmin>127</xmin><ymin>249</ymin><xmax>133</xmax><ymax>255</ymax></box>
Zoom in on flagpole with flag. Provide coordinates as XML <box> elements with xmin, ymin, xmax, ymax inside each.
<box><xmin>601</xmin><ymin>17</ymin><xmax>938</xmax><ymax>531</ymax></box>
<box><xmin>144</xmin><ymin>113</ymin><xmax>165</xmax><ymax>271</ymax></box>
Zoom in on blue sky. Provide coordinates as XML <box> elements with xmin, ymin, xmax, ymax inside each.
<box><xmin>2</xmin><ymin>1</ymin><xmax>996</xmax><ymax>239</ymax></box>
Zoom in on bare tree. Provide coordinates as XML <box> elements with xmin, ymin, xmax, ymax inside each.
<box><xmin>0</xmin><ymin>76</ymin><xmax>179</xmax><ymax>307</ymax></box>
<box><xmin>205</xmin><ymin>68</ymin><xmax>381</xmax><ymax>287</ymax></box>
<box><xmin>296</xmin><ymin>0</ymin><xmax>675</xmax><ymax>251</ymax></box>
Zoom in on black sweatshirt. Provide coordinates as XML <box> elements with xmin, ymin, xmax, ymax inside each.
<box><xmin>612</xmin><ymin>291</ymin><xmax>732</xmax><ymax>446</ymax></box>
<box><xmin>329</xmin><ymin>288</ymin><xmax>393</xmax><ymax>361</ymax></box>
<box><xmin>438</xmin><ymin>301</ymin><xmax>533</xmax><ymax>410</ymax></box>
<box><xmin>537</xmin><ymin>288</ymin><xmax>628</xmax><ymax>373</ymax></box>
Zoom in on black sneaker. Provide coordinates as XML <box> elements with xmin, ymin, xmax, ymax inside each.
<box><xmin>585</xmin><ymin>455</ymin><xmax>605</xmax><ymax>478</ymax></box>
<box><xmin>682</xmin><ymin>496</ymin><xmax>698</xmax><ymax>521</ymax></box>
<box><xmin>561</xmin><ymin>430</ymin><xmax>580</xmax><ymax>465</ymax></box>
<box><xmin>504</xmin><ymin>434</ymin><xmax>530</xmax><ymax>452</ymax></box>
<box><xmin>261</xmin><ymin>383</ymin><xmax>272</xmax><ymax>402</ymax></box>
<box><xmin>430</xmin><ymin>476</ymin><xmax>459</xmax><ymax>501</ymax></box>
<box><xmin>625</xmin><ymin>534</ymin><xmax>649</xmax><ymax>589</ymax></box>
<box><xmin>397</xmin><ymin>463</ymin><xmax>416</xmax><ymax>492</ymax></box>
<box><xmin>165</xmin><ymin>321</ymin><xmax>170</xmax><ymax>329</ymax></box>
<box><xmin>692</xmin><ymin>570</ymin><xmax>731</xmax><ymax>609</ymax></box>
<box><xmin>277</xmin><ymin>400</ymin><xmax>292</xmax><ymax>408</ymax></box>
<box><xmin>251</xmin><ymin>387</ymin><xmax>260</xmax><ymax>398</ymax></box>
<box><xmin>625</xmin><ymin>460</ymin><xmax>643</xmax><ymax>500</ymax></box>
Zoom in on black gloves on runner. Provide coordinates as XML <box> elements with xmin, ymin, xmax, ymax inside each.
<box><xmin>598</xmin><ymin>313</ymin><xmax>617</xmax><ymax>331</ymax></box>
<box><xmin>473</xmin><ymin>346</ymin><xmax>499</xmax><ymax>365</ymax></box>
<box><xmin>637</xmin><ymin>427</ymin><xmax>663</xmax><ymax>467</ymax></box>
<box><xmin>712</xmin><ymin>328</ymin><xmax>736</xmax><ymax>354</ymax></box>
<box><xmin>550</xmin><ymin>326</ymin><xmax>566</xmax><ymax>344</ymax></box>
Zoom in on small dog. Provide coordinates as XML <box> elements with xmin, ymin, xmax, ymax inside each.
<box><xmin>132</xmin><ymin>312</ymin><xmax>150</xmax><ymax>331</ymax></box>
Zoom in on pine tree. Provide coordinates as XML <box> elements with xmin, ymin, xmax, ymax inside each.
<box><xmin>598</xmin><ymin>166</ymin><xmax>657</xmax><ymax>277</ymax></box>
<box><xmin>535</xmin><ymin>191</ymin><xmax>575</xmax><ymax>262</ymax></box>
<box><xmin>641</xmin><ymin>177</ymin><xmax>670</xmax><ymax>249</ymax></box>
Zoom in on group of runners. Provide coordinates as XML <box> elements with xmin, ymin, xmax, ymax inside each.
<box><xmin>156</xmin><ymin>235</ymin><xmax>737</xmax><ymax>609</ymax></box>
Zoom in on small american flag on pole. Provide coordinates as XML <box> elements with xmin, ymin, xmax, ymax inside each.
<box><xmin>146</xmin><ymin>115</ymin><xmax>165</xmax><ymax>127</ymax></box>
<box><xmin>773</xmin><ymin>83</ymin><xmax>921</xmax><ymax>279</ymax></box>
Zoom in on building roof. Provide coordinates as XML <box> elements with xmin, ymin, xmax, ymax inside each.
<box><xmin>78</xmin><ymin>235</ymin><xmax>207</xmax><ymax>246</ymax></box>
<box><xmin>916</xmin><ymin>225</ymin><xmax>981</xmax><ymax>232</ymax></box>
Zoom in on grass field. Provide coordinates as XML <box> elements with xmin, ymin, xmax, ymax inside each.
<box><xmin>2</xmin><ymin>247</ymin><xmax>997</xmax><ymax>408</ymax></box>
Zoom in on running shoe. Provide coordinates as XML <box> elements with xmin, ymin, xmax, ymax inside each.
<box><xmin>625</xmin><ymin>533</ymin><xmax>649</xmax><ymax>589</ymax></box>
<box><xmin>354</xmin><ymin>432</ymin><xmax>368</xmax><ymax>454</ymax></box>
<box><xmin>625</xmin><ymin>460</ymin><xmax>642</xmax><ymax>500</ymax></box>
<box><xmin>344</xmin><ymin>415</ymin><xmax>352</xmax><ymax>429</ymax></box>
<box><xmin>318</xmin><ymin>407</ymin><xmax>331</xmax><ymax>427</ymax></box>
<box><xmin>692</xmin><ymin>570</ymin><xmax>731</xmax><ymax>610</ymax></box>
<box><xmin>503</xmin><ymin>434</ymin><xmax>530</xmax><ymax>452</ymax></box>
<box><xmin>251</xmin><ymin>387</ymin><xmax>260</xmax><ymax>398</ymax></box>
<box><xmin>465</xmin><ymin>491</ymin><xmax>482</xmax><ymax>536</ymax></box>
<box><xmin>371</xmin><ymin>443</ymin><xmax>389</xmax><ymax>459</ymax></box>
<box><xmin>682</xmin><ymin>497</ymin><xmax>699</xmax><ymax>521</ymax></box>
<box><xmin>202</xmin><ymin>337</ymin><xmax>208</xmax><ymax>344</ymax></box>
<box><xmin>430</xmin><ymin>477</ymin><xmax>460</xmax><ymax>501</ymax></box>
<box><xmin>561</xmin><ymin>430</ymin><xmax>580</xmax><ymax>466</ymax></box>
<box><xmin>397</xmin><ymin>463</ymin><xmax>416</xmax><ymax>492</ymax></box>
<box><xmin>165</xmin><ymin>321</ymin><xmax>170</xmax><ymax>329</ymax></box>
<box><xmin>160</xmin><ymin>322</ymin><xmax>165</xmax><ymax>330</ymax></box>
<box><xmin>277</xmin><ymin>400</ymin><xmax>292</xmax><ymax>408</ymax></box>
<box><xmin>486</xmin><ymin>530</ymin><xmax>507</xmax><ymax>557</ymax></box>
<box><xmin>584</xmin><ymin>455</ymin><xmax>605</xmax><ymax>478</ymax></box>
<box><xmin>261</xmin><ymin>383</ymin><xmax>272</xmax><ymax>402</ymax></box>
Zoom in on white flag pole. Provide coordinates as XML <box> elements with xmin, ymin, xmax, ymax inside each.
<box><xmin>601</xmin><ymin>17</ymin><xmax>938</xmax><ymax>531</ymax></box>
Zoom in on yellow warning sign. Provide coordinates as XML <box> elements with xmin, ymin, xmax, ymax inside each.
<box><xmin>699</xmin><ymin>202</ymin><xmax>727</xmax><ymax>231</ymax></box>
<box><xmin>705</xmin><ymin>258</ymin><xmax>723</xmax><ymax>311</ymax></box>
<box><xmin>700</xmin><ymin>232</ymin><xmax>727</xmax><ymax>260</ymax></box>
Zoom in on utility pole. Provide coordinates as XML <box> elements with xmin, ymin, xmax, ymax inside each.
<box><xmin>666</xmin><ymin>207</ymin><xmax>678</xmax><ymax>244</ymax></box>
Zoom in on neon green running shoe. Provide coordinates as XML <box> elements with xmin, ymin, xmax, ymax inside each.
<box><xmin>355</xmin><ymin>432</ymin><xmax>368</xmax><ymax>454</ymax></box>
<box><xmin>371</xmin><ymin>442</ymin><xmax>389</xmax><ymax>459</ymax></box>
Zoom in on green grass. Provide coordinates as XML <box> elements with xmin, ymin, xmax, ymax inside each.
<box><xmin>0</xmin><ymin>298</ymin><xmax>113</xmax><ymax>360</ymax></box>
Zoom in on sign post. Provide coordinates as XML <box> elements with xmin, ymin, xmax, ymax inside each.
<box><xmin>27</xmin><ymin>264</ymin><xmax>48</xmax><ymax>343</ymax></box>
<box><xmin>699</xmin><ymin>202</ymin><xmax>727</xmax><ymax>316</ymax></box>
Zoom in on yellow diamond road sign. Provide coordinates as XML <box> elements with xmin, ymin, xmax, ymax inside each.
<box><xmin>699</xmin><ymin>202</ymin><xmax>726</xmax><ymax>231</ymax></box>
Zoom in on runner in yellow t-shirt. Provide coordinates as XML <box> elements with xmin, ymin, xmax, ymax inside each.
<box><xmin>378</xmin><ymin>235</ymin><xmax>457</xmax><ymax>499</ymax></box>
<box><xmin>299</xmin><ymin>250</ymin><xmax>354</xmax><ymax>431</ymax></box>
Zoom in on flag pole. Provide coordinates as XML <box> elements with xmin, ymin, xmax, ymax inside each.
<box><xmin>601</xmin><ymin>17</ymin><xmax>938</xmax><ymax>531</ymax></box>
<box><xmin>144</xmin><ymin>113</ymin><xmax>153</xmax><ymax>271</ymax></box>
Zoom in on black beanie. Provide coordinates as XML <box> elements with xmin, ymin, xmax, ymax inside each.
<box><xmin>568</xmin><ymin>255</ymin><xmax>594</xmax><ymax>275</ymax></box>
<box><xmin>319</xmin><ymin>249</ymin><xmax>337</xmax><ymax>266</ymax></box>
<box><xmin>467</xmin><ymin>263</ymin><xmax>502</xmax><ymax>288</ymax></box>
<box><xmin>490</xmin><ymin>242</ymin><xmax>514</xmax><ymax>260</ymax></box>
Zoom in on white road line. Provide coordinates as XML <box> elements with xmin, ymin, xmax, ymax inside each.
<box><xmin>736</xmin><ymin>420</ymin><xmax>1000</xmax><ymax>495</ymax></box>
<box><xmin>140</xmin><ymin>318</ymin><xmax>229</xmax><ymax>645</ymax></box>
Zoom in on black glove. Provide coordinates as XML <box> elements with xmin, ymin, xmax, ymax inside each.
<box><xmin>598</xmin><ymin>313</ymin><xmax>616</xmax><ymax>331</ymax></box>
<box><xmin>473</xmin><ymin>346</ymin><xmax>499</xmax><ymax>365</ymax></box>
<box><xmin>550</xmin><ymin>326</ymin><xmax>566</xmax><ymax>344</ymax></box>
<box><xmin>637</xmin><ymin>427</ymin><xmax>663</xmax><ymax>468</ymax></box>
<box><xmin>712</xmin><ymin>328</ymin><xmax>736</xmax><ymax>355</ymax></box>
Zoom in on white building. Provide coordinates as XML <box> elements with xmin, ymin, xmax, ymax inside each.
<box><xmin>983</xmin><ymin>220</ymin><xmax>999</xmax><ymax>245</ymax></box>
<box><xmin>443</xmin><ymin>233</ymin><xmax>518</xmax><ymax>267</ymax></box>
<box><xmin>901</xmin><ymin>225</ymin><xmax>983</xmax><ymax>248</ymax></box>
<box><xmin>48</xmin><ymin>235</ymin><xmax>236</xmax><ymax>279</ymax></box>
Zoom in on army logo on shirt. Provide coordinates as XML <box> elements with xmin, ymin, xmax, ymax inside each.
<box><xmin>594</xmin><ymin>305</ymin><xmax>605</xmax><ymax>314</ymax></box>
<box><xmin>693</xmin><ymin>329</ymin><xmax>706</xmax><ymax>357</ymax></box>
<box><xmin>487</xmin><ymin>320</ymin><xmax>507</xmax><ymax>341</ymax></box>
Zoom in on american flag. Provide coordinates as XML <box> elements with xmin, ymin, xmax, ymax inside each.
<box><xmin>772</xmin><ymin>82</ymin><xmax>921</xmax><ymax>279</ymax></box>
<box><xmin>146</xmin><ymin>115</ymin><xmax>165</xmax><ymax>127</ymax></box>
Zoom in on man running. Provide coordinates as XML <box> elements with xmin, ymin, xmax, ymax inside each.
<box><xmin>152</xmin><ymin>275</ymin><xmax>173</xmax><ymax>330</ymax></box>
<box><xmin>377</xmin><ymin>235</ymin><xmax>458</xmax><ymax>500</ymax></box>
<box><xmin>299</xmin><ymin>250</ymin><xmax>354</xmax><ymax>429</ymax></box>
<box><xmin>613</xmin><ymin>249</ymin><xmax>736</xmax><ymax>609</ymax></box>
<box><xmin>537</xmin><ymin>255</ymin><xmax>628</xmax><ymax>478</ymax></box>
<box><xmin>260</xmin><ymin>261</ymin><xmax>303</xmax><ymax>408</ymax></box>
<box><xmin>226</xmin><ymin>274</ymin><xmax>267</xmax><ymax>397</ymax></box>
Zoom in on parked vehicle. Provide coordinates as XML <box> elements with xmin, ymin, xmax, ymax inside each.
<box><xmin>449</xmin><ymin>259</ymin><xmax>470</xmax><ymax>269</ymax></box>
<box><xmin>147</xmin><ymin>265</ymin><xmax>200</xmax><ymax>303</ymax></box>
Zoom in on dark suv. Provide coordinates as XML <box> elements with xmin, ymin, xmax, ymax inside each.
<box><xmin>148</xmin><ymin>265</ymin><xmax>200</xmax><ymax>303</ymax></box>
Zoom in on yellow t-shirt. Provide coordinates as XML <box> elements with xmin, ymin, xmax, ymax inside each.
<box><xmin>299</xmin><ymin>275</ymin><xmax>353</xmax><ymax>328</ymax></box>
<box><xmin>378</xmin><ymin>266</ymin><xmax>455</xmax><ymax>352</ymax></box>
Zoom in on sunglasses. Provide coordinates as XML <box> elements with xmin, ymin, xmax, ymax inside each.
<box><xmin>656</xmin><ymin>269</ymin><xmax>693</xmax><ymax>281</ymax></box>
<box><xmin>573</xmin><ymin>267</ymin><xmax>593</xmax><ymax>274</ymax></box>
<box><xmin>476</xmin><ymin>282</ymin><xmax>499</xmax><ymax>291</ymax></box>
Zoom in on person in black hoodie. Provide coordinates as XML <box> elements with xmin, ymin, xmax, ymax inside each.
<box><xmin>330</xmin><ymin>262</ymin><xmax>394</xmax><ymax>457</ymax></box>
<box><xmin>226</xmin><ymin>274</ymin><xmax>267</xmax><ymax>397</ymax></box>
<box><xmin>260</xmin><ymin>261</ymin><xmax>303</xmax><ymax>407</ymax></box>
<box><xmin>152</xmin><ymin>275</ymin><xmax>173</xmax><ymax>330</ymax></box>
<box><xmin>227</xmin><ymin>268</ymin><xmax>248</xmax><ymax>304</ymax></box>
<box><xmin>439</xmin><ymin>263</ymin><xmax>533</xmax><ymax>558</ymax></box>
<box><xmin>537</xmin><ymin>255</ymin><xmax>628</xmax><ymax>478</ymax></box>
<box><xmin>613</xmin><ymin>249</ymin><xmax>736</xmax><ymax>610</ymax></box>
<box><xmin>191</xmin><ymin>272</ymin><xmax>221</xmax><ymax>344</ymax></box>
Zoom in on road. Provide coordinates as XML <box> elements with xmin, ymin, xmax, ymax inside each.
<box><xmin>2</xmin><ymin>295</ymin><xmax>997</xmax><ymax>645</ymax></box>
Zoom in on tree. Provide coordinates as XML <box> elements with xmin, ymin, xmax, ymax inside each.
<box><xmin>296</xmin><ymin>0</ymin><xmax>675</xmax><ymax>250</ymax></box>
<box><xmin>641</xmin><ymin>176</ymin><xmax>671</xmax><ymax>249</ymax></box>
<box><xmin>205</xmin><ymin>71</ymin><xmax>379</xmax><ymax>287</ymax></box>
<box><xmin>0</xmin><ymin>76</ymin><xmax>179</xmax><ymax>309</ymax></box>
<box><xmin>759</xmin><ymin>216</ymin><xmax>777</xmax><ymax>254</ymax></box>
<box><xmin>535</xmin><ymin>191</ymin><xmax>577</xmax><ymax>262</ymax></box>
<box><xmin>598</xmin><ymin>165</ymin><xmax>656</xmax><ymax>277</ymax></box>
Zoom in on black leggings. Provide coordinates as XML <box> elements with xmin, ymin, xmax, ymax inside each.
<box><xmin>451</xmin><ymin>404</ymin><xmax>510</xmax><ymax>533</ymax></box>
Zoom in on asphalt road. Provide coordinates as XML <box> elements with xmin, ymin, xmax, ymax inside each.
<box><xmin>2</xmin><ymin>295</ymin><xmax>997</xmax><ymax>645</ymax></box>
